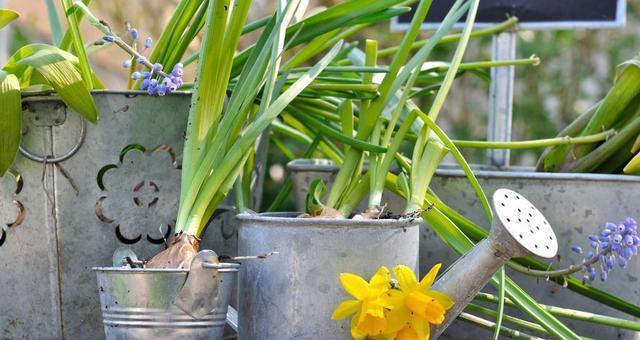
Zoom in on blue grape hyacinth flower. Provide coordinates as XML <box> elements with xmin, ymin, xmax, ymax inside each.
<box><xmin>573</xmin><ymin>218</ymin><xmax>638</xmax><ymax>282</ymax></box>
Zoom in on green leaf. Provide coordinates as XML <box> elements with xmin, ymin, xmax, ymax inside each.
<box><xmin>418</xmin><ymin>110</ymin><xmax>492</xmax><ymax>222</ymax></box>
<box><xmin>60</xmin><ymin>0</ymin><xmax>94</xmax><ymax>90</ymax></box>
<box><xmin>492</xmin><ymin>267</ymin><xmax>505</xmax><ymax>340</ymax></box>
<box><xmin>306</xmin><ymin>179</ymin><xmax>327</xmax><ymax>215</ymax></box>
<box><xmin>0</xmin><ymin>9</ymin><xmax>19</xmax><ymax>30</ymax></box>
<box><xmin>0</xmin><ymin>71</ymin><xmax>21</xmax><ymax>176</ymax></box>
<box><xmin>45</xmin><ymin>0</ymin><xmax>64</xmax><ymax>46</ymax></box>
<box><xmin>0</xmin><ymin>8</ymin><xmax>20</xmax><ymax>29</ymax></box>
<box><xmin>13</xmin><ymin>47</ymin><xmax>98</xmax><ymax>122</ymax></box>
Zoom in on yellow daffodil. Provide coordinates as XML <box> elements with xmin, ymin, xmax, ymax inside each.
<box><xmin>383</xmin><ymin>264</ymin><xmax>454</xmax><ymax>340</ymax></box>
<box><xmin>332</xmin><ymin>266</ymin><xmax>392</xmax><ymax>339</ymax></box>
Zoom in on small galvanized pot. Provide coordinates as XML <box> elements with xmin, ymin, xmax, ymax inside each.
<box><xmin>94</xmin><ymin>262</ymin><xmax>239</xmax><ymax>340</ymax></box>
<box><xmin>237</xmin><ymin>212</ymin><xmax>420</xmax><ymax>340</ymax></box>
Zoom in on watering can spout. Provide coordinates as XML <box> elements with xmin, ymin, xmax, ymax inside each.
<box><xmin>430</xmin><ymin>188</ymin><xmax>558</xmax><ymax>338</ymax></box>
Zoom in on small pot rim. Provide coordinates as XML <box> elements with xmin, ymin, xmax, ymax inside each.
<box><xmin>93</xmin><ymin>262</ymin><xmax>240</xmax><ymax>273</ymax></box>
<box><xmin>236</xmin><ymin>211</ymin><xmax>422</xmax><ymax>227</ymax></box>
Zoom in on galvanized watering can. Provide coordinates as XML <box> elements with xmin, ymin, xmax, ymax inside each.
<box><xmin>94</xmin><ymin>249</ymin><xmax>239</xmax><ymax>340</ymax></box>
<box><xmin>430</xmin><ymin>188</ymin><xmax>558</xmax><ymax>338</ymax></box>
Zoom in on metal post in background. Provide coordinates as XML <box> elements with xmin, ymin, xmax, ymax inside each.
<box><xmin>487</xmin><ymin>31</ymin><xmax>517</xmax><ymax>168</ymax></box>
<box><xmin>0</xmin><ymin>0</ymin><xmax>8</xmax><ymax>64</ymax></box>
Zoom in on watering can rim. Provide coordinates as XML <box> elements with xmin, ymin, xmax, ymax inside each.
<box><xmin>93</xmin><ymin>262</ymin><xmax>240</xmax><ymax>273</ymax></box>
<box><xmin>236</xmin><ymin>211</ymin><xmax>422</xmax><ymax>227</ymax></box>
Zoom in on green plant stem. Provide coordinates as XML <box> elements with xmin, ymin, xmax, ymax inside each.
<box><xmin>377</xmin><ymin>17</ymin><xmax>519</xmax><ymax>57</ymax></box>
<box><xmin>72</xmin><ymin>2</ymin><xmax>170</xmax><ymax>77</ymax></box>
<box><xmin>453</xmin><ymin>129</ymin><xmax>615</xmax><ymax>149</ymax></box>
<box><xmin>60</xmin><ymin>0</ymin><xmax>93</xmax><ymax>89</ymax></box>
<box><xmin>289</xmin><ymin>57</ymin><xmax>538</xmax><ymax>74</ymax></box>
<box><xmin>59</xmin><ymin>0</ymin><xmax>90</xmax><ymax>50</ymax></box>
<box><xmin>569</xmin><ymin>114</ymin><xmax>640</xmax><ymax>172</ymax></box>
<box><xmin>466</xmin><ymin>303</ymin><xmax>551</xmax><ymax>337</ymax></box>
<box><xmin>475</xmin><ymin>293</ymin><xmax>640</xmax><ymax>331</ymax></box>
<box><xmin>457</xmin><ymin>313</ymin><xmax>544</xmax><ymax>340</ymax></box>
<box><xmin>492</xmin><ymin>267</ymin><xmax>506</xmax><ymax>340</ymax></box>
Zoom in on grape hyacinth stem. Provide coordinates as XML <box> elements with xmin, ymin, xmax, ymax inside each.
<box><xmin>508</xmin><ymin>248</ymin><xmax>605</xmax><ymax>278</ymax></box>
<box><xmin>510</xmin><ymin>218</ymin><xmax>638</xmax><ymax>282</ymax></box>
<box><xmin>73</xmin><ymin>1</ymin><xmax>170</xmax><ymax>78</ymax></box>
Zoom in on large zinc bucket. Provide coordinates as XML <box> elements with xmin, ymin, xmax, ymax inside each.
<box><xmin>287</xmin><ymin>159</ymin><xmax>640</xmax><ymax>339</ymax></box>
<box><xmin>0</xmin><ymin>91</ymin><xmax>267</xmax><ymax>339</ymax></box>
<box><xmin>237</xmin><ymin>212</ymin><xmax>420</xmax><ymax>340</ymax></box>
<box><xmin>94</xmin><ymin>262</ymin><xmax>239</xmax><ymax>340</ymax></box>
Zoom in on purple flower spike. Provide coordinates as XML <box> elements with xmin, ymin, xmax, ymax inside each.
<box><xmin>612</xmin><ymin>234</ymin><xmax>623</xmax><ymax>244</ymax></box>
<box><xmin>571</xmin><ymin>245</ymin><xmax>583</xmax><ymax>254</ymax></box>
<box><xmin>588</xmin><ymin>271</ymin><xmax>596</xmax><ymax>281</ymax></box>
<box><xmin>600</xmin><ymin>271</ymin><xmax>607</xmax><ymax>282</ymax></box>
<box><xmin>156</xmin><ymin>85</ymin><xmax>167</xmax><ymax>96</ymax></box>
<box><xmin>588</xmin><ymin>234</ymin><xmax>598</xmax><ymax>242</ymax></box>
<box><xmin>606</xmin><ymin>256</ymin><xmax>615</xmax><ymax>270</ymax></box>
<box><xmin>140</xmin><ymin>79</ymin><xmax>150</xmax><ymax>90</ymax></box>
<box><xmin>624</xmin><ymin>235</ymin><xmax>634</xmax><ymax>246</ymax></box>
<box><xmin>618</xmin><ymin>257</ymin><xmax>627</xmax><ymax>268</ymax></box>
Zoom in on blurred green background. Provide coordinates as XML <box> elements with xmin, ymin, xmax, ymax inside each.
<box><xmin>3</xmin><ymin>0</ymin><xmax>640</xmax><ymax>211</ymax></box>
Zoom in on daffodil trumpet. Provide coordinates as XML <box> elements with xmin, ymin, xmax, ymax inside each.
<box><xmin>332</xmin><ymin>264</ymin><xmax>453</xmax><ymax>340</ymax></box>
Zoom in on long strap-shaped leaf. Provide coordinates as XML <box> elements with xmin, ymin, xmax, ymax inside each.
<box><xmin>60</xmin><ymin>0</ymin><xmax>93</xmax><ymax>90</ymax></box>
<box><xmin>0</xmin><ymin>71</ymin><xmax>21</xmax><ymax>176</ymax></box>
<box><xmin>183</xmin><ymin>41</ymin><xmax>344</xmax><ymax>234</ymax></box>
<box><xmin>15</xmin><ymin>48</ymin><xmax>98</xmax><ymax>122</ymax></box>
<box><xmin>0</xmin><ymin>9</ymin><xmax>19</xmax><ymax>30</ymax></box>
<box><xmin>418</xmin><ymin>110</ymin><xmax>492</xmax><ymax>223</ymax></box>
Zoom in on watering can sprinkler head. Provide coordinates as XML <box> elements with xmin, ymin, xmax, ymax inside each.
<box><xmin>489</xmin><ymin>188</ymin><xmax>558</xmax><ymax>259</ymax></box>
<box><xmin>430</xmin><ymin>188</ymin><xmax>558</xmax><ymax>338</ymax></box>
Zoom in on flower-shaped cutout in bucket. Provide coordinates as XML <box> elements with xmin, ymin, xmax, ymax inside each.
<box><xmin>95</xmin><ymin>144</ymin><xmax>180</xmax><ymax>245</ymax></box>
<box><xmin>0</xmin><ymin>170</ymin><xmax>25</xmax><ymax>247</ymax></box>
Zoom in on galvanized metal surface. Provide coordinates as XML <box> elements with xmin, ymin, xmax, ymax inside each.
<box><xmin>237</xmin><ymin>212</ymin><xmax>420</xmax><ymax>340</ymax></box>
<box><xmin>94</xmin><ymin>262</ymin><xmax>239</xmax><ymax>340</ymax></box>
<box><xmin>0</xmin><ymin>91</ymin><xmax>264</xmax><ymax>339</ymax></box>
<box><xmin>431</xmin><ymin>188</ymin><xmax>559</xmax><ymax>338</ymax></box>
<box><xmin>288</xmin><ymin>159</ymin><xmax>640</xmax><ymax>339</ymax></box>
<box><xmin>487</xmin><ymin>31</ymin><xmax>516</xmax><ymax>168</ymax></box>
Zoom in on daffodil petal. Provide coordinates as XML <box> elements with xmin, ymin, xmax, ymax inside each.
<box><xmin>396</xmin><ymin>325</ymin><xmax>418</xmax><ymax>340</ymax></box>
<box><xmin>393</xmin><ymin>265</ymin><xmax>418</xmax><ymax>292</ymax></box>
<box><xmin>411</xmin><ymin>317</ymin><xmax>431</xmax><ymax>340</ymax></box>
<box><xmin>368</xmin><ymin>266</ymin><xmax>391</xmax><ymax>295</ymax></box>
<box><xmin>418</xmin><ymin>263</ymin><xmax>441</xmax><ymax>291</ymax></box>
<box><xmin>382</xmin><ymin>289</ymin><xmax>405</xmax><ymax>309</ymax></box>
<box><xmin>426</xmin><ymin>290</ymin><xmax>454</xmax><ymax>310</ymax></box>
<box><xmin>340</xmin><ymin>273</ymin><xmax>369</xmax><ymax>300</ymax></box>
<box><xmin>351</xmin><ymin>312</ymin><xmax>367</xmax><ymax>339</ymax></box>
<box><xmin>357</xmin><ymin>313</ymin><xmax>387</xmax><ymax>336</ymax></box>
<box><xmin>332</xmin><ymin>299</ymin><xmax>361</xmax><ymax>320</ymax></box>
<box><xmin>385</xmin><ymin>305</ymin><xmax>410</xmax><ymax>334</ymax></box>
<box><xmin>411</xmin><ymin>315</ymin><xmax>430</xmax><ymax>340</ymax></box>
